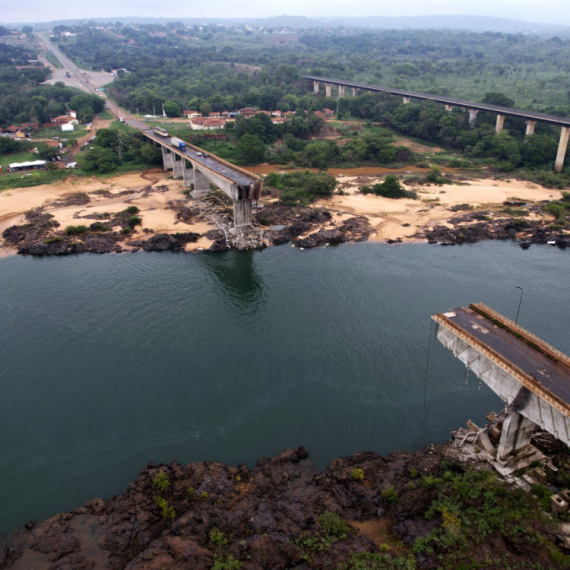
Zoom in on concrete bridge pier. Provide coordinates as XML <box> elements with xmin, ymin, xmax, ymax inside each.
<box><xmin>233</xmin><ymin>199</ymin><xmax>252</xmax><ymax>228</ymax></box>
<box><xmin>192</xmin><ymin>168</ymin><xmax>210</xmax><ymax>198</ymax></box>
<box><xmin>162</xmin><ymin>146</ymin><xmax>173</xmax><ymax>170</ymax></box>
<box><xmin>468</xmin><ymin>109</ymin><xmax>479</xmax><ymax>126</ymax></box>
<box><xmin>445</xmin><ymin>105</ymin><xmax>453</xmax><ymax>112</ymax></box>
<box><xmin>338</xmin><ymin>85</ymin><xmax>345</xmax><ymax>97</ymax></box>
<box><xmin>496</xmin><ymin>114</ymin><xmax>506</xmax><ymax>134</ymax></box>
<box><xmin>313</xmin><ymin>81</ymin><xmax>320</xmax><ymax>93</ymax></box>
<box><xmin>325</xmin><ymin>84</ymin><xmax>332</xmax><ymax>98</ymax></box>
<box><xmin>181</xmin><ymin>160</ymin><xmax>193</xmax><ymax>188</ymax></box>
<box><xmin>497</xmin><ymin>412</ymin><xmax>535</xmax><ymax>460</ymax></box>
<box><xmin>172</xmin><ymin>153</ymin><xmax>185</xmax><ymax>179</ymax></box>
<box><xmin>351</xmin><ymin>88</ymin><xmax>358</xmax><ymax>96</ymax></box>
<box><xmin>555</xmin><ymin>126</ymin><xmax>570</xmax><ymax>173</ymax></box>
<box><xmin>403</xmin><ymin>97</ymin><xmax>411</xmax><ymax>104</ymax></box>
<box><xmin>526</xmin><ymin>121</ymin><xmax>537</xmax><ymax>136</ymax></box>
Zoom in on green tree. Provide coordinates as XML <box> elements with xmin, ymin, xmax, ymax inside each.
<box><xmin>236</xmin><ymin>134</ymin><xmax>266</xmax><ymax>164</ymax></box>
<box><xmin>199</xmin><ymin>102</ymin><xmax>212</xmax><ymax>116</ymax></box>
<box><xmin>163</xmin><ymin>101</ymin><xmax>181</xmax><ymax>117</ymax></box>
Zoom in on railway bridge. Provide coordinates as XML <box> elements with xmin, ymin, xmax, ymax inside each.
<box><xmin>306</xmin><ymin>75</ymin><xmax>570</xmax><ymax>172</ymax></box>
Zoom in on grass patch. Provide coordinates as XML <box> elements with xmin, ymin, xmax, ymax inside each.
<box><xmin>0</xmin><ymin>151</ymin><xmax>40</xmax><ymax>168</ymax></box>
<box><xmin>0</xmin><ymin>169</ymin><xmax>68</xmax><ymax>191</ymax></box>
<box><xmin>65</xmin><ymin>225</ymin><xmax>88</xmax><ymax>235</ymax></box>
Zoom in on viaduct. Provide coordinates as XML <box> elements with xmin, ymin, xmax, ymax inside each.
<box><xmin>306</xmin><ymin>75</ymin><xmax>570</xmax><ymax>173</ymax></box>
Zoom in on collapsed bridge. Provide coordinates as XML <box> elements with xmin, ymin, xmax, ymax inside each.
<box><xmin>433</xmin><ymin>303</ymin><xmax>570</xmax><ymax>463</ymax></box>
<box><xmin>123</xmin><ymin>118</ymin><xmax>263</xmax><ymax>228</ymax></box>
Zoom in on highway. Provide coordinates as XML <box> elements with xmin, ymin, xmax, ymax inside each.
<box><xmin>36</xmin><ymin>32</ymin><xmax>259</xmax><ymax>189</ymax></box>
<box><xmin>305</xmin><ymin>74</ymin><xmax>570</xmax><ymax>128</ymax></box>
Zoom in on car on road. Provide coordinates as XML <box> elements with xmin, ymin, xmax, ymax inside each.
<box><xmin>196</xmin><ymin>152</ymin><xmax>202</xmax><ymax>156</ymax></box>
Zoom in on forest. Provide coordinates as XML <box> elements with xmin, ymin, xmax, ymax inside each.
<box><xmin>1</xmin><ymin>22</ymin><xmax>570</xmax><ymax>179</ymax></box>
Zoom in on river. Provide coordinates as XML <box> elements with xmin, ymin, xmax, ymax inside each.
<box><xmin>0</xmin><ymin>241</ymin><xmax>569</xmax><ymax>534</ymax></box>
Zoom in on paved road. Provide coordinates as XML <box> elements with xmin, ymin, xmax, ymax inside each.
<box><xmin>305</xmin><ymin>75</ymin><xmax>570</xmax><ymax>127</ymax></box>
<box><xmin>36</xmin><ymin>33</ymin><xmax>258</xmax><ymax>188</ymax></box>
<box><xmin>448</xmin><ymin>306</ymin><xmax>570</xmax><ymax>406</ymax></box>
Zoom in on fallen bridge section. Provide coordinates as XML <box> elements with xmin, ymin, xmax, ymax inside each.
<box><xmin>432</xmin><ymin>303</ymin><xmax>570</xmax><ymax>461</ymax></box>
<box><xmin>124</xmin><ymin>118</ymin><xmax>262</xmax><ymax>228</ymax></box>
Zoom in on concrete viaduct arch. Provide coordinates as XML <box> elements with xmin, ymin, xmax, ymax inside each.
<box><xmin>307</xmin><ymin>75</ymin><xmax>570</xmax><ymax>172</ymax></box>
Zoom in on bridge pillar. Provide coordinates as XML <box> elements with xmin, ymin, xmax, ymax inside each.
<box><xmin>468</xmin><ymin>109</ymin><xmax>479</xmax><ymax>126</ymax></box>
<box><xmin>181</xmin><ymin>160</ymin><xmax>193</xmax><ymax>188</ymax></box>
<box><xmin>403</xmin><ymin>97</ymin><xmax>411</xmax><ymax>104</ymax></box>
<box><xmin>497</xmin><ymin>412</ymin><xmax>535</xmax><ymax>460</ymax></box>
<box><xmin>313</xmin><ymin>81</ymin><xmax>320</xmax><ymax>93</ymax></box>
<box><xmin>496</xmin><ymin>114</ymin><xmax>506</xmax><ymax>134</ymax></box>
<box><xmin>172</xmin><ymin>153</ymin><xmax>184</xmax><ymax>179</ymax></box>
<box><xmin>555</xmin><ymin>126</ymin><xmax>570</xmax><ymax>173</ymax></box>
<box><xmin>338</xmin><ymin>85</ymin><xmax>345</xmax><ymax>97</ymax></box>
<box><xmin>525</xmin><ymin>121</ymin><xmax>537</xmax><ymax>136</ymax></box>
<box><xmin>445</xmin><ymin>105</ymin><xmax>453</xmax><ymax>112</ymax></box>
<box><xmin>161</xmin><ymin>146</ymin><xmax>173</xmax><ymax>170</ymax></box>
<box><xmin>233</xmin><ymin>199</ymin><xmax>252</xmax><ymax>228</ymax></box>
<box><xmin>193</xmin><ymin>169</ymin><xmax>210</xmax><ymax>198</ymax></box>
<box><xmin>351</xmin><ymin>88</ymin><xmax>358</xmax><ymax>96</ymax></box>
<box><xmin>325</xmin><ymin>84</ymin><xmax>332</xmax><ymax>98</ymax></box>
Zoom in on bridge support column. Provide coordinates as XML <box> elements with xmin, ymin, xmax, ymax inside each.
<box><xmin>193</xmin><ymin>169</ymin><xmax>210</xmax><ymax>198</ymax></box>
<box><xmin>233</xmin><ymin>199</ymin><xmax>252</xmax><ymax>228</ymax></box>
<box><xmin>497</xmin><ymin>412</ymin><xmax>535</xmax><ymax>460</ymax></box>
<box><xmin>525</xmin><ymin>121</ymin><xmax>536</xmax><ymax>136</ymax></box>
<box><xmin>338</xmin><ymin>85</ymin><xmax>345</xmax><ymax>97</ymax></box>
<box><xmin>403</xmin><ymin>97</ymin><xmax>411</xmax><ymax>104</ymax></box>
<box><xmin>172</xmin><ymin>153</ymin><xmax>184</xmax><ymax>179</ymax></box>
<box><xmin>555</xmin><ymin>127</ymin><xmax>570</xmax><ymax>173</ymax></box>
<box><xmin>468</xmin><ymin>109</ymin><xmax>479</xmax><ymax>126</ymax></box>
<box><xmin>445</xmin><ymin>105</ymin><xmax>453</xmax><ymax>112</ymax></box>
<box><xmin>351</xmin><ymin>88</ymin><xmax>358</xmax><ymax>96</ymax></box>
<box><xmin>313</xmin><ymin>81</ymin><xmax>320</xmax><ymax>93</ymax></box>
<box><xmin>496</xmin><ymin>114</ymin><xmax>506</xmax><ymax>134</ymax></box>
<box><xmin>161</xmin><ymin>146</ymin><xmax>173</xmax><ymax>170</ymax></box>
<box><xmin>182</xmin><ymin>160</ymin><xmax>193</xmax><ymax>188</ymax></box>
<box><xmin>325</xmin><ymin>84</ymin><xmax>332</xmax><ymax>98</ymax></box>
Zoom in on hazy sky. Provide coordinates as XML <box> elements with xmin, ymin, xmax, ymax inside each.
<box><xmin>2</xmin><ymin>0</ymin><xmax>569</xmax><ymax>26</ymax></box>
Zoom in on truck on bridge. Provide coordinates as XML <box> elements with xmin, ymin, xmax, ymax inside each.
<box><xmin>170</xmin><ymin>137</ymin><xmax>186</xmax><ymax>151</ymax></box>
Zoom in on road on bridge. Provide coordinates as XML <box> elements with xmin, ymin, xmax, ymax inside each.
<box><xmin>36</xmin><ymin>33</ymin><xmax>258</xmax><ymax>189</ymax></box>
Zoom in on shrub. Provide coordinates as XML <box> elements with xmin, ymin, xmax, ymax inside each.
<box><xmin>187</xmin><ymin>486</ymin><xmax>196</xmax><ymax>499</ymax></box>
<box><xmin>405</xmin><ymin>481</ymin><xmax>417</xmax><ymax>490</ymax></box>
<box><xmin>155</xmin><ymin>496</ymin><xmax>175</xmax><ymax>520</ymax></box>
<box><xmin>210</xmin><ymin>527</ymin><xmax>228</xmax><ymax>547</ymax></box>
<box><xmin>359</xmin><ymin>176</ymin><xmax>416</xmax><ymax>199</ymax></box>
<box><xmin>351</xmin><ymin>468</ymin><xmax>365</xmax><ymax>481</ymax></box>
<box><xmin>258</xmin><ymin>216</ymin><xmax>270</xmax><ymax>226</ymax></box>
<box><xmin>200</xmin><ymin>492</ymin><xmax>209</xmax><ymax>498</ymax></box>
<box><xmin>125</xmin><ymin>205</ymin><xmax>140</xmax><ymax>214</ymax></box>
<box><xmin>43</xmin><ymin>236</ymin><xmax>64</xmax><ymax>244</ymax></box>
<box><xmin>381</xmin><ymin>485</ymin><xmax>399</xmax><ymax>505</ymax></box>
<box><xmin>152</xmin><ymin>472</ymin><xmax>171</xmax><ymax>493</ymax></box>
<box><xmin>65</xmin><ymin>225</ymin><xmax>88</xmax><ymax>235</ymax></box>
<box><xmin>122</xmin><ymin>227</ymin><xmax>131</xmax><ymax>234</ymax></box>
<box><xmin>212</xmin><ymin>555</ymin><xmax>242</xmax><ymax>570</ymax></box>
<box><xmin>410</xmin><ymin>468</ymin><xmax>420</xmax><ymax>478</ymax></box>
<box><xmin>317</xmin><ymin>511</ymin><xmax>353</xmax><ymax>538</ymax></box>
<box><xmin>422</xmin><ymin>476</ymin><xmax>442</xmax><ymax>490</ymax></box>
<box><xmin>128</xmin><ymin>215</ymin><xmax>142</xmax><ymax>226</ymax></box>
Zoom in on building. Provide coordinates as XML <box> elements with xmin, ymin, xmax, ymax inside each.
<box><xmin>314</xmin><ymin>111</ymin><xmax>328</xmax><ymax>121</ymax></box>
<box><xmin>239</xmin><ymin>107</ymin><xmax>257</xmax><ymax>119</ymax></box>
<box><xmin>69</xmin><ymin>110</ymin><xmax>77</xmax><ymax>119</ymax></box>
<box><xmin>271</xmin><ymin>117</ymin><xmax>286</xmax><ymax>125</ymax></box>
<box><xmin>208</xmin><ymin>112</ymin><xmax>221</xmax><ymax>118</ymax></box>
<box><xmin>271</xmin><ymin>110</ymin><xmax>282</xmax><ymax>117</ymax></box>
<box><xmin>184</xmin><ymin>110</ymin><xmax>201</xmax><ymax>118</ymax></box>
<box><xmin>61</xmin><ymin>123</ymin><xmax>74</xmax><ymax>132</ymax></box>
<box><xmin>324</xmin><ymin>108</ymin><xmax>334</xmax><ymax>117</ymax></box>
<box><xmin>189</xmin><ymin>117</ymin><xmax>226</xmax><ymax>131</ymax></box>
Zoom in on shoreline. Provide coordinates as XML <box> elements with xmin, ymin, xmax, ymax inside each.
<box><xmin>0</xmin><ymin>169</ymin><xmax>565</xmax><ymax>257</ymax></box>
<box><xmin>2</xmin><ymin>426</ymin><xmax>570</xmax><ymax>569</ymax></box>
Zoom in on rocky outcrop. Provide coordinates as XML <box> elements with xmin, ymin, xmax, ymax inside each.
<box><xmin>1</xmin><ymin>441</ymin><xmax>564</xmax><ymax>570</ymax></box>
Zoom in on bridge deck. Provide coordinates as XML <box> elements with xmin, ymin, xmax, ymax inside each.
<box><xmin>123</xmin><ymin>118</ymin><xmax>257</xmax><ymax>187</ymax></box>
<box><xmin>305</xmin><ymin>75</ymin><xmax>570</xmax><ymax>127</ymax></box>
<box><xmin>436</xmin><ymin>305</ymin><xmax>570</xmax><ymax>410</ymax></box>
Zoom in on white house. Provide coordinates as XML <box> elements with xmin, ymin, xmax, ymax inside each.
<box><xmin>61</xmin><ymin>123</ymin><xmax>74</xmax><ymax>132</ymax></box>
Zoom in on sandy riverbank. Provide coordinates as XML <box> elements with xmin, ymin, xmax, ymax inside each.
<box><xmin>317</xmin><ymin>177</ymin><xmax>561</xmax><ymax>242</ymax></box>
<box><xmin>0</xmin><ymin>169</ymin><xmax>562</xmax><ymax>255</ymax></box>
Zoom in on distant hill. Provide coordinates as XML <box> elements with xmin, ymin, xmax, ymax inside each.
<box><xmin>2</xmin><ymin>14</ymin><xmax>570</xmax><ymax>36</ymax></box>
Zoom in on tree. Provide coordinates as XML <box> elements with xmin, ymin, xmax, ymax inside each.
<box><xmin>80</xmin><ymin>147</ymin><xmax>119</xmax><ymax>173</ymax></box>
<box><xmin>163</xmin><ymin>101</ymin><xmax>181</xmax><ymax>117</ymax></box>
<box><xmin>482</xmin><ymin>92</ymin><xmax>515</xmax><ymax>108</ymax></box>
<box><xmin>22</xmin><ymin>25</ymin><xmax>33</xmax><ymax>34</ymax></box>
<box><xmin>78</xmin><ymin>105</ymin><xmax>94</xmax><ymax>124</ymax></box>
<box><xmin>140</xmin><ymin>142</ymin><xmax>162</xmax><ymax>164</ymax></box>
<box><xmin>199</xmin><ymin>102</ymin><xmax>212</xmax><ymax>116</ymax></box>
<box><xmin>236</xmin><ymin>134</ymin><xmax>266</xmax><ymax>164</ymax></box>
<box><xmin>36</xmin><ymin>143</ymin><xmax>59</xmax><ymax>161</ymax></box>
